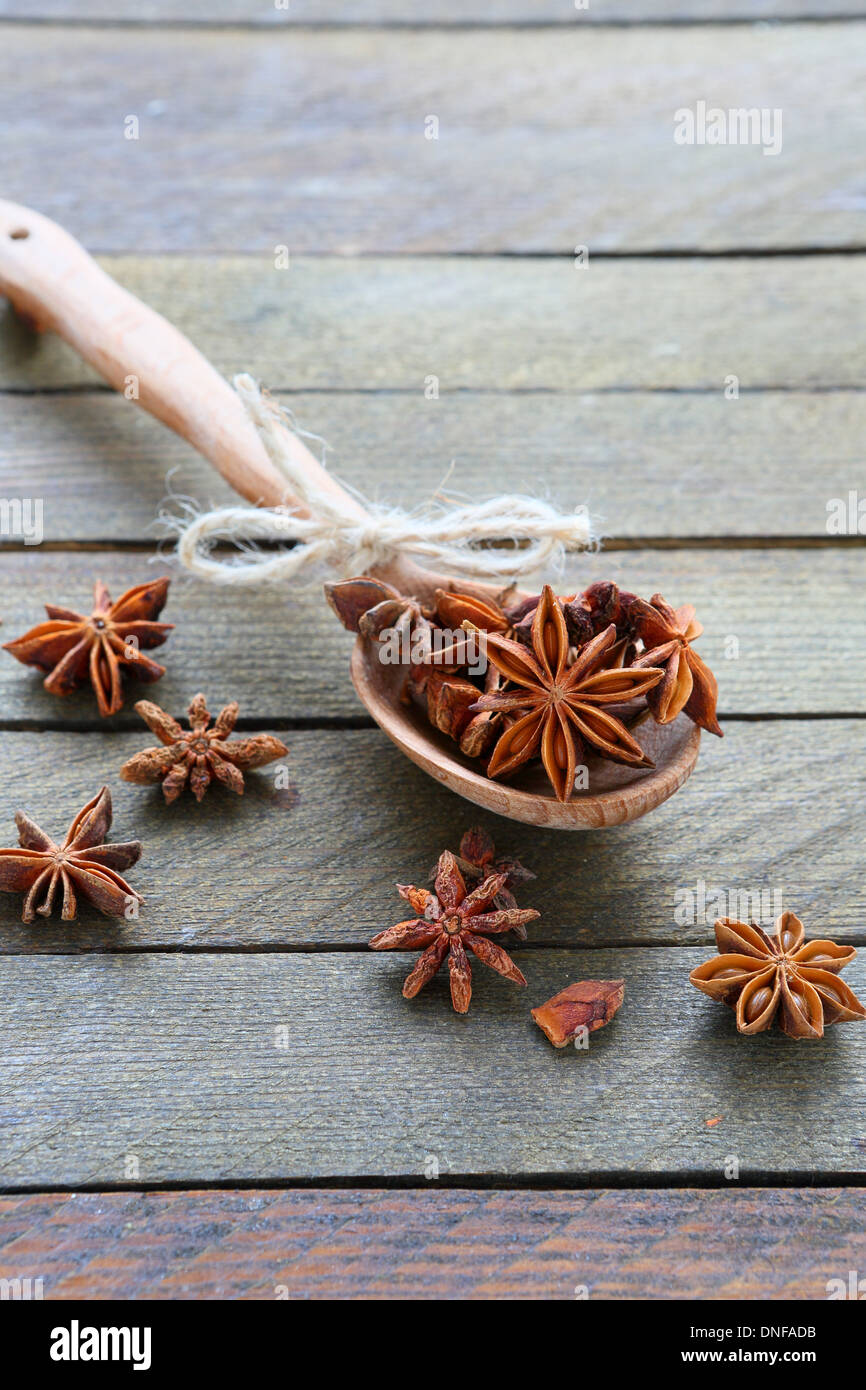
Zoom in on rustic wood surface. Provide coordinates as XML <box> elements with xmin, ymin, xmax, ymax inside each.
<box><xmin>1</xmin><ymin>26</ymin><xmax>865</xmax><ymax>253</ymax></box>
<box><xmin>3</xmin><ymin>388</ymin><xmax>866</xmax><ymax>542</ymax></box>
<box><xmin>1</xmin><ymin>1188</ymin><xmax>863</xmax><ymax>1301</ymax></box>
<box><xmin>1</xmin><ymin>0</ymin><xmax>863</xmax><ymax>1298</ymax></box>
<box><xmin>4</xmin><ymin>257</ymin><xmax>866</xmax><ymax>391</ymax></box>
<box><xmin>2</xmin><ymin>950</ymin><xmax>865</xmax><ymax>1187</ymax></box>
<box><xmin>0</xmin><ymin>721</ymin><xmax>863</xmax><ymax>952</ymax></box>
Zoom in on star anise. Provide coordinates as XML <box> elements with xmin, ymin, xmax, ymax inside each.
<box><xmin>430</xmin><ymin>825</ymin><xmax>535</xmax><ymax>923</ymax></box>
<box><xmin>434</xmin><ymin>587</ymin><xmax>512</xmax><ymax>636</ymax></box>
<box><xmin>469</xmin><ymin>585</ymin><xmax>665</xmax><ymax>801</ymax></box>
<box><xmin>120</xmin><ymin>693</ymin><xmax>289</xmax><ymax>802</ymax></box>
<box><xmin>630</xmin><ymin>592</ymin><xmax>722</xmax><ymax>736</ymax></box>
<box><xmin>3</xmin><ymin>577</ymin><xmax>173</xmax><ymax>717</ymax></box>
<box><xmin>370</xmin><ymin>849</ymin><xmax>539</xmax><ymax>1013</ymax></box>
<box><xmin>324</xmin><ymin>576</ymin><xmax>425</xmax><ymax>641</ymax></box>
<box><xmin>562</xmin><ymin>581</ymin><xmax>638</xmax><ymax>648</ymax></box>
<box><xmin>437</xmin><ymin>586</ymin><xmax>545</xmax><ymax>650</ymax></box>
<box><xmin>690</xmin><ymin>912</ymin><xmax>866</xmax><ymax>1039</ymax></box>
<box><xmin>0</xmin><ymin>787</ymin><xmax>143</xmax><ymax>923</ymax></box>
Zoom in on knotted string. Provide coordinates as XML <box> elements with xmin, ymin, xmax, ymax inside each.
<box><xmin>163</xmin><ymin>374</ymin><xmax>598</xmax><ymax>587</ymax></box>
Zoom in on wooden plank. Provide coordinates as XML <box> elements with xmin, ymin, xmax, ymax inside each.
<box><xmin>3</xmin><ymin>3</ymin><xmax>863</xmax><ymax>24</ymax></box>
<box><xmin>0</xmin><ymin>26</ymin><xmax>864</xmax><ymax>253</ymax></box>
<box><xmin>3</xmin><ymin>256</ymin><xmax>866</xmax><ymax>391</ymax></box>
<box><xmin>3</xmin><ymin>389</ymin><xmax>865</xmax><ymax>543</ymax></box>
<box><xmin>0</xmin><ymin>720</ymin><xmax>862</xmax><ymax>952</ymax></box>
<box><xmin>0</xmin><ymin>549</ymin><xmax>862</xmax><ymax>723</ymax></box>
<box><xmin>0</xmin><ymin>1187</ymin><xmax>863</xmax><ymax>1300</ymax></box>
<box><xmin>1</xmin><ymin>948</ymin><xmax>865</xmax><ymax>1186</ymax></box>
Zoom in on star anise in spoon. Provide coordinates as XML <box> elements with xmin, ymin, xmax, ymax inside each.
<box><xmin>120</xmin><ymin>693</ymin><xmax>288</xmax><ymax>802</ymax></box>
<box><xmin>3</xmin><ymin>577</ymin><xmax>173</xmax><ymax>717</ymax></box>
<box><xmin>0</xmin><ymin>787</ymin><xmax>143</xmax><ymax>923</ymax></box>
<box><xmin>468</xmin><ymin>585</ymin><xmax>665</xmax><ymax>801</ymax></box>
<box><xmin>690</xmin><ymin>912</ymin><xmax>866</xmax><ymax>1038</ymax></box>
<box><xmin>630</xmin><ymin>592</ymin><xmax>722</xmax><ymax>736</ymax></box>
<box><xmin>562</xmin><ymin>580</ymin><xmax>638</xmax><ymax>647</ymax></box>
<box><xmin>370</xmin><ymin>849</ymin><xmax>539</xmax><ymax>1013</ymax></box>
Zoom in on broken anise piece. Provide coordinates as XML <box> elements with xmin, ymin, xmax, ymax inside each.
<box><xmin>370</xmin><ymin>849</ymin><xmax>539</xmax><ymax>1013</ymax></box>
<box><xmin>324</xmin><ymin>576</ymin><xmax>403</xmax><ymax>633</ymax></box>
<box><xmin>563</xmin><ymin>581</ymin><xmax>638</xmax><ymax>648</ymax></box>
<box><xmin>532</xmin><ymin>979</ymin><xmax>625</xmax><ymax>1047</ymax></box>
<box><xmin>630</xmin><ymin>592</ymin><xmax>722</xmax><ymax>736</ymax></box>
<box><xmin>120</xmin><ymin>693</ymin><xmax>288</xmax><ymax>803</ymax></box>
<box><xmin>435</xmin><ymin>588</ymin><xmax>510</xmax><ymax>635</ymax></box>
<box><xmin>690</xmin><ymin>912</ymin><xmax>866</xmax><ymax>1039</ymax></box>
<box><xmin>470</xmin><ymin>586</ymin><xmax>665</xmax><ymax>800</ymax></box>
<box><xmin>324</xmin><ymin>576</ymin><xmax>425</xmax><ymax>642</ymax></box>
<box><xmin>0</xmin><ymin>787</ymin><xmax>143</xmax><ymax>923</ymax></box>
<box><xmin>3</xmin><ymin>577</ymin><xmax>173</xmax><ymax>717</ymax></box>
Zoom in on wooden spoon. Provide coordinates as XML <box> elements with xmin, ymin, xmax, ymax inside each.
<box><xmin>0</xmin><ymin>200</ymin><xmax>700</xmax><ymax>828</ymax></box>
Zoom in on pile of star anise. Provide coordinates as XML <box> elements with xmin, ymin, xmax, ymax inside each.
<box><xmin>327</xmin><ymin>576</ymin><xmax>722</xmax><ymax>802</ymax></box>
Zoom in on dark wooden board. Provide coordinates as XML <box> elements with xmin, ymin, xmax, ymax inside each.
<box><xmin>3</xmin><ymin>3</ymin><xmax>863</xmax><ymax>24</ymax></box>
<box><xmin>2</xmin><ymin>948</ymin><xmax>865</xmax><ymax>1187</ymax></box>
<box><xmin>3</xmin><ymin>388</ymin><xmax>865</xmax><ymax>543</ymax></box>
<box><xmin>4</xmin><ymin>256</ymin><xmax>866</xmax><ymax>392</ymax></box>
<box><xmin>0</xmin><ymin>549</ymin><xmax>863</xmax><ymax>723</ymax></box>
<box><xmin>0</xmin><ymin>722</ymin><xmax>863</xmax><ymax>953</ymax></box>
<box><xmin>1</xmin><ymin>26</ymin><xmax>865</xmax><ymax>252</ymax></box>
<box><xmin>0</xmin><ymin>1187</ymin><xmax>863</xmax><ymax>1300</ymax></box>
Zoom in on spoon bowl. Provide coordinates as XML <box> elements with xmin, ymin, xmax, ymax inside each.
<box><xmin>350</xmin><ymin>626</ymin><xmax>701</xmax><ymax>829</ymax></box>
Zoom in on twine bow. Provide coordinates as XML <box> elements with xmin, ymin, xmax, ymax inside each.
<box><xmin>166</xmin><ymin>374</ymin><xmax>598</xmax><ymax>586</ymax></box>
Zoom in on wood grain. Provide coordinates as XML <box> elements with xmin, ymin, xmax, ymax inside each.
<box><xmin>0</xmin><ymin>26</ymin><xmax>864</xmax><ymax>252</ymax></box>
<box><xmin>3</xmin><ymin>389</ymin><xmax>865</xmax><ymax>542</ymax></box>
<box><xmin>0</xmin><ymin>549</ymin><xmax>862</xmax><ymax>723</ymax></box>
<box><xmin>2</xmin><ymin>948</ymin><xmax>865</xmax><ymax>1187</ymax></box>
<box><xmin>3</xmin><ymin>3</ymin><xmax>862</xmax><ymax>24</ymax></box>
<box><xmin>4</xmin><ymin>256</ymin><xmax>866</xmax><ymax>392</ymax></box>
<box><xmin>0</xmin><ymin>1187</ymin><xmax>863</xmax><ymax>1300</ymax></box>
<box><xmin>0</xmin><ymin>721</ymin><xmax>862</xmax><ymax>953</ymax></box>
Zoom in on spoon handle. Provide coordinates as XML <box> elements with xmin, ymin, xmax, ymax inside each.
<box><xmin>0</xmin><ymin>198</ymin><xmax>369</xmax><ymax>525</ymax></box>
<box><xmin>0</xmin><ymin>201</ymin><xmax>475</xmax><ymax>598</ymax></box>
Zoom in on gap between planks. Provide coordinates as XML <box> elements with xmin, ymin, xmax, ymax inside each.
<box><xmin>0</xmin><ymin>712</ymin><xmax>862</xmax><ymax>734</ymax></box>
<box><xmin>3</xmin><ymin>537</ymin><xmax>865</xmax><ymax>553</ymax></box>
<box><xmin>4</xmin><ymin>1173</ymin><xmax>866</xmax><ymax>1198</ymax></box>
<box><xmin>3</xmin><ymin>18</ymin><xmax>866</xmax><ymax>32</ymax></box>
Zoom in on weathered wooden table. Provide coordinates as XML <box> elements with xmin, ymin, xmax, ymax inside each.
<box><xmin>0</xmin><ymin>0</ymin><xmax>864</xmax><ymax>1300</ymax></box>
